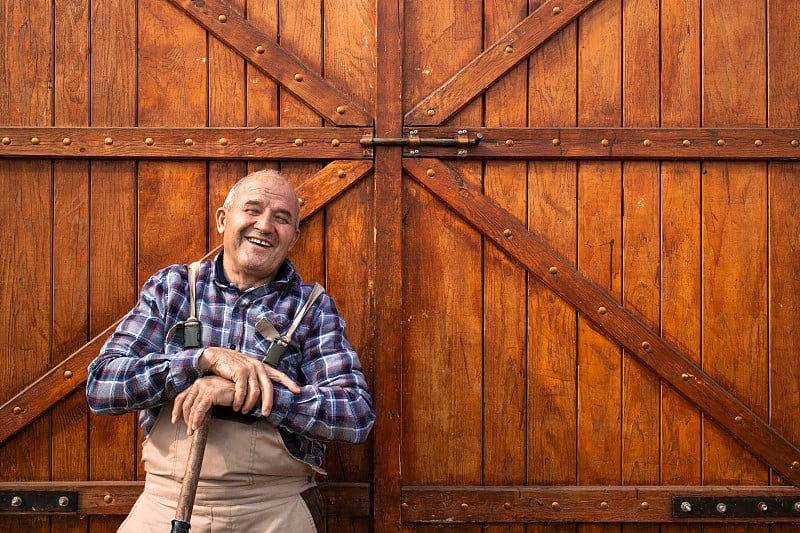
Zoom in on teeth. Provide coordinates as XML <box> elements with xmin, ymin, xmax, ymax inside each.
<box><xmin>246</xmin><ymin>237</ymin><xmax>271</xmax><ymax>247</ymax></box>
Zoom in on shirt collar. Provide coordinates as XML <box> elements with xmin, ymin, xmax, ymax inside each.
<box><xmin>213</xmin><ymin>250</ymin><xmax>297</xmax><ymax>292</ymax></box>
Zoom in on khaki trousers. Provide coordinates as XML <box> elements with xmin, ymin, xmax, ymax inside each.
<box><xmin>118</xmin><ymin>403</ymin><xmax>323</xmax><ymax>533</ymax></box>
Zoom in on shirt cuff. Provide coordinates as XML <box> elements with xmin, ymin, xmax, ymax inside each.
<box><xmin>166</xmin><ymin>348</ymin><xmax>205</xmax><ymax>393</ymax></box>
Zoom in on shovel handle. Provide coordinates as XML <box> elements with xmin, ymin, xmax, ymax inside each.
<box><xmin>173</xmin><ymin>409</ymin><xmax>213</xmax><ymax>528</ymax></box>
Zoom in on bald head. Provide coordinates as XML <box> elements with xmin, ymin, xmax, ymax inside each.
<box><xmin>222</xmin><ymin>170</ymin><xmax>301</xmax><ymax>229</ymax></box>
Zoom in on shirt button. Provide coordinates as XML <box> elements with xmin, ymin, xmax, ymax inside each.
<box><xmin>233</xmin><ymin>306</ymin><xmax>240</xmax><ymax>314</ymax></box>
<box><xmin>229</xmin><ymin>344</ymin><xmax>236</xmax><ymax>350</ymax></box>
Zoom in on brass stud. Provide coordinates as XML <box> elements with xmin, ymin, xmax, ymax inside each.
<box><xmin>549</xmin><ymin>266</ymin><xmax>558</xmax><ymax>274</ymax></box>
<box><xmin>643</xmin><ymin>139</ymin><xmax>652</xmax><ymax>147</ymax></box>
<box><xmin>336</xmin><ymin>105</ymin><xmax>346</xmax><ymax>115</ymax></box>
<box><xmin>792</xmin><ymin>140</ymin><xmax>799</xmax><ymax>147</ymax></box>
<box><xmin>681</xmin><ymin>373</ymin><xmax>690</xmax><ymax>381</ymax></box>
<box><xmin>598</xmin><ymin>306</ymin><xmax>607</xmax><ymax>315</ymax></box>
<box><xmin>717</xmin><ymin>139</ymin><xmax>725</xmax><ymax>146</ymax></box>
<box><xmin>553</xmin><ymin>6</ymin><xmax>562</xmax><ymax>15</ymax></box>
<box><xmin>427</xmin><ymin>108</ymin><xmax>435</xmax><ymax>117</ymax></box>
<box><xmin>1</xmin><ymin>137</ymin><xmax>10</xmax><ymax>145</ymax></box>
<box><xmin>505</xmin><ymin>139</ymin><xmax>514</xmax><ymax>147</ymax></box>
<box><xmin>329</xmin><ymin>496</ymin><xmax>336</xmax><ymax>505</ymax></box>
<box><xmin>504</xmin><ymin>45</ymin><xmax>513</xmax><ymax>54</ymax></box>
<box><xmin>461</xmin><ymin>503</ymin><xmax>469</xmax><ymax>511</ymax></box>
<box><xmin>503</xmin><ymin>502</ymin><xmax>512</xmax><ymax>510</ymax></box>
<box><xmin>12</xmin><ymin>406</ymin><xmax>22</xmax><ymax>415</ymax></box>
<box><xmin>256</xmin><ymin>45</ymin><xmax>266</xmax><ymax>54</ymax></box>
<box><xmin>144</xmin><ymin>137</ymin><xmax>155</xmax><ymax>146</ymax></box>
<box><xmin>219</xmin><ymin>138</ymin><xmax>228</xmax><ymax>146</ymax></box>
<box><xmin>294</xmin><ymin>73</ymin><xmax>304</xmax><ymax>82</ymax></box>
<box><xmin>601</xmin><ymin>138</ymin><xmax>609</xmax><ymax>147</ymax></box>
<box><xmin>754</xmin><ymin>139</ymin><xmax>763</xmax><ymax>147</ymax></box>
<box><xmin>298</xmin><ymin>198</ymin><xmax>305</xmax><ymax>206</ymax></box>
<box><xmin>682</xmin><ymin>139</ymin><xmax>691</xmax><ymax>147</ymax></box>
<box><xmin>104</xmin><ymin>137</ymin><xmax>113</xmax><ymax>145</ymax></box>
<box><xmin>735</xmin><ymin>415</ymin><xmax>743</xmax><ymax>424</ymax></box>
<box><xmin>218</xmin><ymin>14</ymin><xmax>227</xmax><ymax>22</ymax></box>
<box><xmin>552</xmin><ymin>138</ymin><xmax>560</xmax><ymax>147</ymax></box>
<box><xmin>551</xmin><ymin>501</ymin><xmax>561</xmax><ymax>511</ymax></box>
<box><xmin>103</xmin><ymin>494</ymin><xmax>113</xmax><ymax>504</ymax></box>
<box><xmin>791</xmin><ymin>460</ymin><xmax>800</xmax><ymax>469</ymax></box>
<box><xmin>503</xmin><ymin>229</ymin><xmax>512</xmax><ymax>238</ymax></box>
<box><xmin>337</xmin><ymin>170</ymin><xmax>347</xmax><ymax>179</ymax></box>
<box><xmin>426</xmin><ymin>168</ymin><xmax>435</xmax><ymax>177</ymax></box>
<box><xmin>641</xmin><ymin>502</ymin><xmax>650</xmax><ymax>510</ymax></box>
<box><xmin>184</xmin><ymin>138</ymin><xmax>193</xmax><ymax>146</ymax></box>
<box><xmin>641</xmin><ymin>341</ymin><xmax>651</xmax><ymax>351</ymax></box>
<box><xmin>62</xmin><ymin>137</ymin><xmax>72</xmax><ymax>146</ymax></box>
<box><xmin>31</xmin><ymin>137</ymin><xmax>40</xmax><ymax>145</ymax></box>
<box><xmin>255</xmin><ymin>138</ymin><xmax>265</xmax><ymax>145</ymax></box>
<box><xmin>63</xmin><ymin>370</ymin><xmax>73</xmax><ymax>379</ymax></box>
<box><xmin>600</xmin><ymin>501</ymin><xmax>609</xmax><ymax>510</ymax></box>
<box><xmin>294</xmin><ymin>138</ymin><xmax>304</xmax><ymax>147</ymax></box>
<box><xmin>331</xmin><ymin>139</ymin><xmax>340</xmax><ymax>147</ymax></box>
<box><xmin>401</xmin><ymin>502</ymin><xmax>409</xmax><ymax>510</ymax></box>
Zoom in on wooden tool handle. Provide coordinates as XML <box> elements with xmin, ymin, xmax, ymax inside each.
<box><xmin>173</xmin><ymin>409</ymin><xmax>213</xmax><ymax>525</ymax></box>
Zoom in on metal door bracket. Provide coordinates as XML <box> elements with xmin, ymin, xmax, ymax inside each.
<box><xmin>360</xmin><ymin>129</ymin><xmax>483</xmax><ymax>156</ymax></box>
<box><xmin>1</xmin><ymin>490</ymin><xmax>78</xmax><ymax>513</ymax></box>
<box><xmin>672</xmin><ymin>496</ymin><xmax>800</xmax><ymax>519</ymax></box>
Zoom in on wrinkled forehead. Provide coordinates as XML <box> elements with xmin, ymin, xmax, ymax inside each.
<box><xmin>233</xmin><ymin>175</ymin><xmax>299</xmax><ymax>216</ymax></box>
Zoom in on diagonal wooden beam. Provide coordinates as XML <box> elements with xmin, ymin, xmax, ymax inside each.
<box><xmin>404</xmin><ymin>0</ymin><xmax>598</xmax><ymax>126</ymax></box>
<box><xmin>166</xmin><ymin>0</ymin><xmax>372</xmax><ymax>126</ymax></box>
<box><xmin>0</xmin><ymin>160</ymin><xmax>373</xmax><ymax>445</ymax></box>
<box><xmin>403</xmin><ymin>157</ymin><xmax>800</xmax><ymax>488</ymax></box>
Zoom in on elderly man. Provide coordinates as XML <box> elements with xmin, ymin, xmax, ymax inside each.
<box><xmin>87</xmin><ymin>169</ymin><xmax>375</xmax><ymax>532</ymax></box>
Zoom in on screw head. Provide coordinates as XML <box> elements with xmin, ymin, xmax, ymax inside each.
<box><xmin>219</xmin><ymin>138</ymin><xmax>228</xmax><ymax>146</ymax></box>
<box><xmin>754</xmin><ymin>139</ymin><xmax>763</xmax><ymax>146</ymax></box>
<box><xmin>294</xmin><ymin>73</ymin><xmax>304</xmax><ymax>82</ymax></box>
<box><xmin>1</xmin><ymin>137</ymin><xmax>10</xmax><ymax>145</ymax></box>
<box><xmin>336</xmin><ymin>105</ymin><xmax>346</xmax><ymax>114</ymax></box>
<box><xmin>680</xmin><ymin>501</ymin><xmax>692</xmax><ymax>513</ymax></box>
<box><xmin>331</xmin><ymin>139</ymin><xmax>340</xmax><ymax>147</ymax></box>
<box><xmin>103</xmin><ymin>494</ymin><xmax>113</xmax><ymax>504</ymax></box>
<box><xmin>144</xmin><ymin>137</ymin><xmax>155</xmax><ymax>146</ymax></box>
<box><xmin>11</xmin><ymin>496</ymin><xmax>22</xmax><ymax>507</ymax></box>
<box><xmin>58</xmin><ymin>496</ymin><xmax>70</xmax><ymax>507</ymax></box>
<box><xmin>63</xmin><ymin>370</ymin><xmax>73</xmax><ymax>379</ymax></box>
<box><xmin>217</xmin><ymin>14</ymin><xmax>227</xmax><ymax>22</ymax></box>
<box><xmin>716</xmin><ymin>502</ymin><xmax>727</xmax><ymax>513</ymax></box>
<box><xmin>598</xmin><ymin>306</ymin><xmax>607</xmax><ymax>315</ymax></box>
<box><xmin>427</xmin><ymin>108</ymin><xmax>435</xmax><ymax>117</ymax></box>
<box><xmin>682</xmin><ymin>139</ymin><xmax>691</xmax><ymax>147</ymax></box>
<box><xmin>256</xmin><ymin>45</ymin><xmax>265</xmax><ymax>54</ymax></box>
<box><xmin>104</xmin><ymin>137</ymin><xmax>113</xmax><ymax>145</ymax></box>
<box><xmin>31</xmin><ymin>137</ymin><xmax>40</xmax><ymax>145</ymax></box>
<box><xmin>601</xmin><ymin>139</ymin><xmax>609</xmax><ymax>147</ymax></box>
<box><xmin>62</xmin><ymin>137</ymin><xmax>72</xmax><ymax>146</ymax></box>
<box><xmin>337</xmin><ymin>170</ymin><xmax>347</xmax><ymax>179</ymax></box>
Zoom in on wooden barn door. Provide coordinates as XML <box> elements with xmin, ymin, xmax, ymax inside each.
<box><xmin>3</xmin><ymin>0</ymin><xmax>800</xmax><ymax>532</ymax></box>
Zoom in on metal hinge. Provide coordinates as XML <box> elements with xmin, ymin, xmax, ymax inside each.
<box><xmin>1</xmin><ymin>490</ymin><xmax>78</xmax><ymax>513</ymax></box>
<box><xmin>360</xmin><ymin>129</ymin><xmax>483</xmax><ymax>156</ymax></box>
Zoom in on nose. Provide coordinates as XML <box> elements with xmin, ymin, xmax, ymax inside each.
<box><xmin>253</xmin><ymin>211</ymin><xmax>275</xmax><ymax>233</ymax></box>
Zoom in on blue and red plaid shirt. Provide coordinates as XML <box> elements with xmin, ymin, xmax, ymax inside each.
<box><xmin>86</xmin><ymin>253</ymin><xmax>374</xmax><ymax>468</ymax></box>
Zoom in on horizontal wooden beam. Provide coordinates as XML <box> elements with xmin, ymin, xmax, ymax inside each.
<box><xmin>403</xmin><ymin>127</ymin><xmax>800</xmax><ymax>160</ymax></box>
<box><xmin>0</xmin><ymin>160</ymin><xmax>373</xmax><ymax>446</ymax></box>
<box><xmin>0</xmin><ymin>481</ymin><xmax>370</xmax><ymax>517</ymax></box>
<box><xmin>403</xmin><ymin>157</ymin><xmax>800</xmax><ymax>488</ymax></box>
<box><xmin>0</xmin><ymin>127</ymin><xmax>371</xmax><ymax>160</ymax></box>
<box><xmin>167</xmin><ymin>0</ymin><xmax>372</xmax><ymax>126</ymax></box>
<box><xmin>402</xmin><ymin>486</ymin><xmax>800</xmax><ymax>524</ymax></box>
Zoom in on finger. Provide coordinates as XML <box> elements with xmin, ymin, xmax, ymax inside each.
<box><xmin>267</xmin><ymin>368</ymin><xmax>301</xmax><ymax>394</ymax></box>
<box><xmin>183</xmin><ymin>388</ymin><xmax>198</xmax><ymax>428</ymax></box>
<box><xmin>189</xmin><ymin>397</ymin><xmax>212</xmax><ymax>434</ymax></box>
<box><xmin>232</xmin><ymin>373</ymin><xmax>247</xmax><ymax>411</ymax></box>
<box><xmin>172</xmin><ymin>390</ymin><xmax>187</xmax><ymax>424</ymax></box>
<box><xmin>241</xmin><ymin>376</ymin><xmax>261</xmax><ymax>413</ymax></box>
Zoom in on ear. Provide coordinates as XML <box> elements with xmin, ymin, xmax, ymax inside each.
<box><xmin>215</xmin><ymin>207</ymin><xmax>227</xmax><ymax>235</ymax></box>
<box><xmin>288</xmin><ymin>228</ymin><xmax>300</xmax><ymax>250</ymax></box>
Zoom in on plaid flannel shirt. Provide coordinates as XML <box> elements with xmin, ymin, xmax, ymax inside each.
<box><xmin>87</xmin><ymin>253</ymin><xmax>374</xmax><ymax>468</ymax></box>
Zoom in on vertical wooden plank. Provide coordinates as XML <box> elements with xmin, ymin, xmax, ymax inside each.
<box><xmin>0</xmin><ymin>1</ymin><xmax>52</xmax><ymax>532</ymax></box>
<box><xmin>89</xmin><ymin>0</ymin><xmax>138</xmax><ymax>530</ymax></box>
<box><xmin>53</xmin><ymin>0</ymin><xmax>90</xmax><ymax>530</ymax></box>
<box><xmin>620</xmin><ymin>4</ymin><xmax>659</xmax><ymax>533</ymax></box>
<box><xmin>323</xmin><ymin>1</ymin><xmax>375</xmax><ymax>531</ymax></box>
<box><xmin>577</xmin><ymin>2</ymin><xmax>621</xmax><ymax>533</ymax></box>
<box><xmin>374</xmin><ymin>0</ymin><xmax>402</xmax><ymax>530</ymax></box>
<box><xmin>660</xmin><ymin>3</ymin><xmax>702</xmax><ymax>533</ymax></box>
<box><xmin>483</xmin><ymin>3</ymin><xmax>528</xmax><ymax>533</ymax></box>
<box><xmin>768</xmin><ymin>8</ymin><xmax>800</xmax><ymax>533</ymax></box>
<box><xmin>701</xmin><ymin>4</ymin><xmax>769</xmax><ymax>521</ymax></box>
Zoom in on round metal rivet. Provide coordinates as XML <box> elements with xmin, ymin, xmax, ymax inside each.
<box><xmin>553</xmin><ymin>6</ymin><xmax>562</xmax><ymax>15</ymax></box>
<box><xmin>682</xmin><ymin>139</ymin><xmax>691</xmax><ymax>147</ymax></box>
<box><xmin>758</xmin><ymin>502</ymin><xmax>768</xmax><ymax>512</ymax></box>
<box><xmin>641</xmin><ymin>341</ymin><xmax>651</xmax><ymax>351</ymax></box>
<box><xmin>505</xmin><ymin>139</ymin><xmax>514</xmax><ymax>147</ymax></box>
<box><xmin>505</xmin><ymin>45</ymin><xmax>513</xmax><ymax>54</ymax></box>
<box><xmin>144</xmin><ymin>137</ymin><xmax>154</xmax><ymax>146</ymax></box>
<box><xmin>103</xmin><ymin>494</ymin><xmax>113</xmax><ymax>504</ymax></box>
<box><xmin>328</xmin><ymin>496</ymin><xmax>336</xmax><ymax>505</ymax></box>
<box><xmin>552</xmin><ymin>138</ymin><xmax>560</xmax><ymax>146</ymax></box>
<box><xmin>551</xmin><ymin>501</ymin><xmax>561</xmax><ymax>511</ymax></box>
<box><xmin>681</xmin><ymin>373</ymin><xmax>690</xmax><ymax>381</ymax></box>
<box><xmin>794</xmin><ymin>501</ymin><xmax>800</xmax><ymax>511</ymax></box>
<box><xmin>792</xmin><ymin>140</ymin><xmax>799</xmax><ymax>147</ymax></box>
<box><xmin>717</xmin><ymin>139</ymin><xmax>725</xmax><ymax>146</ymax></box>
<box><xmin>58</xmin><ymin>496</ymin><xmax>70</xmax><ymax>507</ymax></box>
<box><xmin>62</xmin><ymin>137</ymin><xmax>72</xmax><ymax>146</ymax></box>
<box><xmin>104</xmin><ymin>137</ymin><xmax>113</xmax><ymax>145</ymax></box>
<box><xmin>218</xmin><ymin>14</ymin><xmax>227</xmax><ymax>22</ymax></box>
<box><xmin>503</xmin><ymin>229</ymin><xmax>512</xmax><ymax>238</ymax></box>
<box><xmin>331</xmin><ymin>139</ymin><xmax>340</xmax><ymax>147</ymax></box>
<box><xmin>337</xmin><ymin>170</ymin><xmax>347</xmax><ymax>179</ymax></box>
<box><xmin>294</xmin><ymin>138</ymin><xmax>304</xmax><ymax>147</ymax></box>
<box><xmin>1</xmin><ymin>137</ymin><xmax>10</xmax><ymax>145</ymax></box>
<box><xmin>600</xmin><ymin>501</ymin><xmax>609</xmax><ymax>510</ymax></box>
<box><xmin>12</xmin><ymin>406</ymin><xmax>22</xmax><ymax>415</ymax></box>
<box><xmin>503</xmin><ymin>502</ymin><xmax>512</xmax><ymax>510</ymax></box>
<box><xmin>717</xmin><ymin>502</ymin><xmax>727</xmax><ymax>513</ymax></box>
<box><xmin>549</xmin><ymin>266</ymin><xmax>558</xmax><ymax>274</ymax></box>
<box><xmin>735</xmin><ymin>415</ymin><xmax>743</xmax><ymax>424</ymax></box>
<box><xmin>401</xmin><ymin>502</ymin><xmax>409</xmax><ymax>510</ymax></box>
<box><xmin>218</xmin><ymin>138</ymin><xmax>228</xmax><ymax>146</ymax></box>
<box><xmin>601</xmin><ymin>139</ymin><xmax>609</xmax><ymax>147</ymax></box>
<box><xmin>31</xmin><ymin>137</ymin><xmax>40</xmax><ymax>145</ymax></box>
<box><xmin>426</xmin><ymin>168</ymin><xmax>435</xmax><ymax>177</ymax></box>
<box><xmin>641</xmin><ymin>502</ymin><xmax>649</xmax><ymax>510</ymax></box>
<box><xmin>681</xmin><ymin>501</ymin><xmax>692</xmax><ymax>513</ymax></box>
<box><xmin>294</xmin><ymin>73</ymin><xmax>304</xmax><ymax>82</ymax></box>
<box><xmin>336</xmin><ymin>106</ymin><xmax>346</xmax><ymax>114</ymax></box>
<box><xmin>598</xmin><ymin>306</ymin><xmax>607</xmax><ymax>315</ymax></box>
<box><xmin>11</xmin><ymin>496</ymin><xmax>22</xmax><ymax>507</ymax></box>
<box><xmin>298</xmin><ymin>198</ymin><xmax>305</xmax><ymax>206</ymax></box>
<box><xmin>63</xmin><ymin>370</ymin><xmax>73</xmax><ymax>379</ymax></box>
<box><xmin>184</xmin><ymin>138</ymin><xmax>193</xmax><ymax>146</ymax></box>
<box><xmin>461</xmin><ymin>503</ymin><xmax>469</xmax><ymax>511</ymax></box>
<box><xmin>643</xmin><ymin>139</ymin><xmax>652</xmax><ymax>147</ymax></box>
<box><xmin>754</xmin><ymin>139</ymin><xmax>763</xmax><ymax>147</ymax></box>
<box><xmin>792</xmin><ymin>460</ymin><xmax>800</xmax><ymax>469</ymax></box>
<box><xmin>255</xmin><ymin>138</ymin><xmax>265</xmax><ymax>145</ymax></box>
<box><xmin>256</xmin><ymin>45</ymin><xmax>265</xmax><ymax>54</ymax></box>
<box><xmin>427</xmin><ymin>108</ymin><xmax>435</xmax><ymax>117</ymax></box>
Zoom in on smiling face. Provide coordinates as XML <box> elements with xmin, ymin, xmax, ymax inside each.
<box><xmin>216</xmin><ymin>171</ymin><xmax>300</xmax><ymax>290</ymax></box>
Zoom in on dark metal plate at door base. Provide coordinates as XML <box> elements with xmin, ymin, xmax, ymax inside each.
<box><xmin>673</xmin><ymin>496</ymin><xmax>800</xmax><ymax>519</ymax></box>
<box><xmin>0</xmin><ymin>490</ymin><xmax>78</xmax><ymax>513</ymax></box>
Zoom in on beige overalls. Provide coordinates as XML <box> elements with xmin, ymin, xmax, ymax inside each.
<box><xmin>118</xmin><ymin>402</ymin><xmax>324</xmax><ymax>532</ymax></box>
